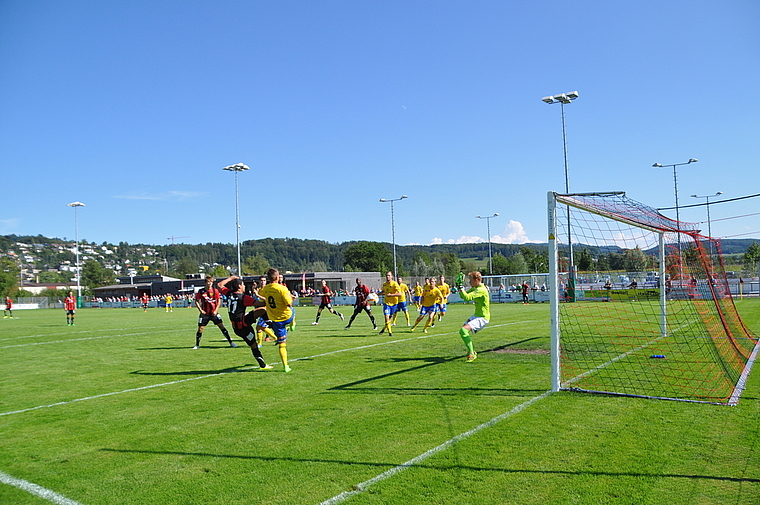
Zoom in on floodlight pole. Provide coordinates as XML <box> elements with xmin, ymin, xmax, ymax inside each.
<box><xmin>476</xmin><ymin>213</ymin><xmax>499</xmax><ymax>274</ymax></box>
<box><xmin>653</xmin><ymin>159</ymin><xmax>698</xmax><ymax>259</ymax></box>
<box><xmin>67</xmin><ymin>201</ymin><xmax>85</xmax><ymax>301</ymax></box>
<box><xmin>222</xmin><ymin>163</ymin><xmax>250</xmax><ymax>276</ymax></box>
<box><xmin>380</xmin><ymin>195</ymin><xmax>407</xmax><ymax>279</ymax></box>
<box><xmin>543</xmin><ymin>91</ymin><xmax>579</xmax><ymax>301</ymax></box>
<box><xmin>691</xmin><ymin>191</ymin><xmax>722</xmax><ymax>257</ymax></box>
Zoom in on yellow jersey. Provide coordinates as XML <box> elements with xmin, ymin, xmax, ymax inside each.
<box><xmin>421</xmin><ymin>285</ymin><xmax>442</xmax><ymax>307</ymax></box>
<box><xmin>397</xmin><ymin>282</ymin><xmax>409</xmax><ymax>303</ymax></box>
<box><xmin>381</xmin><ymin>280</ymin><xmax>401</xmax><ymax>306</ymax></box>
<box><xmin>413</xmin><ymin>284</ymin><xmax>423</xmax><ymax>297</ymax></box>
<box><xmin>438</xmin><ymin>282</ymin><xmax>451</xmax><ymax>302</ymax></box>
<box><xmin>259</xmin><ymin>283</ymin><xmax>293</xmax><ymax>322</ymax></box>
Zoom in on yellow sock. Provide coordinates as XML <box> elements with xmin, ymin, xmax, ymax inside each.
<box><xmin>264</xmin><ymin>327</ymin><xmax>276</xmax><ymax>340</ymax></box>
<box><xmin>256</xmin><ymin>330</ymin><xmax>263</xmax><ymax>346</ymax></box>
<box><xmin>278</xmin><ymin>342</ymin><xmax>288</xmax><ymax>367</ymax></box>
<box><xmin>404</xmin><ymin>312</ymin><xmax>410</xmax><ymax>324</ymax></box>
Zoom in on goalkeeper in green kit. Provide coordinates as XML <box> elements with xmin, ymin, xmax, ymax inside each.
<box><xmin>457</xmin><ymin>271</ymin><xmax>490</xmax><ymax>363</ymax></box>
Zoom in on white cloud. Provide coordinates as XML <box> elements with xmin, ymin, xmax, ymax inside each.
<box><xmin>428</xmin><ymin>220</ymin><xmax>540</xmax><ymax>246</ymax></box>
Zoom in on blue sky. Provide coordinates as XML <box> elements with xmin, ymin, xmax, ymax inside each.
<box><xmin>1</xmin><ymin>1</ymin><xmax>758</xmax><ymax>249</ymax></box>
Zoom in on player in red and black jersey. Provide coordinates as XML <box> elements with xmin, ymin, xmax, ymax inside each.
<box><xmin>344</xmin><ymin>278</ymin><xmax>377</xmax><ymax>330</ymax></box>
<box><xmin>193</xmin><ymin>275</ymin><xmax>237</xmax><ymax>349</ymax></box>
<box><xmin>311</xmin><ymin>279</ymin><xmax>344</xmax><ymax>325</ymax></box>
<box><xmin>217</xmin><ymin>275</ymin><xmax>272</xmax><ymax>370</ymax></box>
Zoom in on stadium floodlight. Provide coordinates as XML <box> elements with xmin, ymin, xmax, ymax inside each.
<box><xmin>379</xmin><ymin>195</ymin><xmax>408</xmax><ymax>279</ymax></box>
<box><xmin>222</xmin><ymin>163</ymin><xmax>250</xmax><ymax>276</ymax></box>
<box><xmin>543</xmin><ymin>90</ymin><xmax>579</xmax><ymax>299</ymax></box>
<box><xmin>691</xmin><ymin>191</ymin><xmax>723</xmax><ymax>256</ymax></box>
<box><xmin>67</xmin><ymin>201</ymin><xmax>85</xmax><ymax>302</ymax></box>
<box><xmin>476</xmin><ymin>213</ymin><xmax>499</xmax><ymax>275</ymax></box>
<box><xmin>653</xmin><ymin>158</ymin><xmax>698</xmax><ymax>256</ymax></box>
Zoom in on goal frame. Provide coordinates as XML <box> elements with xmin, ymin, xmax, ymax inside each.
<box><xmin>547</xmin><ymin>190</ymin><xmax>759</xmax><ymax>405</ymax></box>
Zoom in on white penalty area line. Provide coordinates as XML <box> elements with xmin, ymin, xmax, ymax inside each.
<box><xmin>317</xmin><ymin>390</ymin><xmax>553</xmax><ymax>505</ymax></box>
<box><xmin>0</xmin><ymin>320</ymin><xmax>540</xmax><ymax>418</ymax></box>
<box><xmin>0</xmin><ymin>470</ymin><xmax>84</xmax><ymax>505</ymax></box>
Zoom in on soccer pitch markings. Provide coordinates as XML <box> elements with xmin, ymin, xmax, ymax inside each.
<box><xmin>0</xmin><ymin>320</ymin><xmax>542</xmax><ymax>418</ymax></box>
<box><xmin>2</xmin><ymin>318</ymin><xmax>547</xmax><ymax>505</ymax></box>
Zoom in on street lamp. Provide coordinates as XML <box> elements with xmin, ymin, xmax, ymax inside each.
<box><xmin>67</xmin><ymin>201</ymin><xmax>85</xmax><ymax>301</ymax></box>
<box><xmin>222</xmin><ymin>163</ymin><xmax>250</xmax><ymax>276</ymax></box>
<box><xmin>653</xmin><ymin>159</ymin><xmax>698</xmax><ymax>227</ymax></box>
<box><xmin>543</xmin><ymin>91</ymin><xmax>579</xmax><ymax>300</ymax></box>
<box><xmin>653</xmin><ymin>159</ymin><xmax>698</xmax><ymax>261</ymax></box>
<box><xmin>476</xmin><ymin>213</ymin><xmax>499</xmax><ymax>274</ymax></box>
<box><xmin>691</xmin><ymin>191</ymin><xmax>723</xmax><ymax>256</ymax></box>
<box><xmin>379</xmin><ymin>195</ymin><xmax>407</xmax><ymax>278</ymax></box>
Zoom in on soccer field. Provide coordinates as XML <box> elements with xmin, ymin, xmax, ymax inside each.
<box><xmin>1</xmin><ymin>301</ymin><xmax>759</xmax><ymax>505</ymax></box>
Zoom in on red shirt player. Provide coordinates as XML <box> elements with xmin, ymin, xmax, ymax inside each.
<box><xmin>193</xmin><ymin>275</ymin><xmax>237</xmax><ymax>348</ymax></box>
<box><xmin>141</xmin><ymin>293</ymin><xmax>149</xmax><ymax>312</ymax></box>
<box><xmin>312</xmin><ymin>279</ymin><xmax>344</xmax><ymax>325</ymax></box>
<box><xmin>64</xmin><ymin>291</ymin><xmax>76</xmax><ymax>326</ymax></box>
<box><xmin>344</xmin><ymin>278</ymin><xmax>377</xmax><ymax>330</ymax></box>
<box><xmin>4</xmin><ymin>296</ymin><xmax>12</xmax><ymax>318</ymax></box>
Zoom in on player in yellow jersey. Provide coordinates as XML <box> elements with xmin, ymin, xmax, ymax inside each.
<box><xmin>165</xmin><ymin>293</ymin><xmax>174</xmax><ymax>312</ymax></box>
<box><xmin>258</xmin><ymin>268</ymin><xmax>294</xmax><ymax>372</ymax></box>
<box><xmin>412</xmin><ymin>281</ymin><xmax>423</xmax><ymax>310</ymax></box>
<box><xmin>410</xmin><ymin>278</ymin><xmax>442</xmax><ymax>333</ymax></box>
<box><xmin>391</xmin><ymin>276</ymin><xmax>412</xmax><ymax>326</ymax></box>
<box><xmin>378</xmin><ymin>271</ymin><xmax>402</xmax><ymax>336</ymax></box>
<box><xmin>437</xmin><ymin>275</ymin><xmax>451</xmax><ymax>322</ymax></box>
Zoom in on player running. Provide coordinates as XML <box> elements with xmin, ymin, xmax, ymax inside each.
<box><xmin>378</xmin><ymin>271</ymin><xmax>402</xmax><ymax>337</ymax></box>
<box><xmin>217</xmin><ymin>276</ymin><xmax>273</xmax><ymax>370</ymax></box>
<box><xmin>258</xmin><ymin>268</ymin><xmax>295</xmax><ymax>372</ymax></box>
<box><xmin>344</xmin><ymin>278</ymin><xmax>378</xmax><ymax>331</ymax></box>
<box><xmin>412</xmin><ymin>281</ymin><xmax>423</xmax><ymax>311</ymax></box>
<box><xmin>457</xmin><ymin>271</ymin><xmax>491</xmax><ymax>363</ymax></box>
<box><xmin>311</xmin><ymin>279</ymin><xmax>344</xmax><ymax>325</ymax></box>
<box><xmin>193</xmin><ymin>275</ymin><xmax>238</xmax><ymax>349</ymax></box>
<box><xmin>391</xmin><ymin>276</ymin><xmax>412</xmax><ymax>326</ymax></box>
<box><xmin>437</xmin><ymin>275</ymin><xmax>451</xmax><ymax>321</ymax></box>
<box><xmin>4</xmin><ymin>296</ymin><xmax>12</xmax><ymax>318</ymax></box>
<box><xmin>410</xmin><ymin>278</ymin><xmax>442</xmax><ymax>333</ymax></box>
<box><xmin>64</xmin><ymin>291</ymin><xmax>76</xmax><ymax>326</ymax></box>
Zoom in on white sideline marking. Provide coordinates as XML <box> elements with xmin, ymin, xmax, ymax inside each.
<box><xmin>317</xmin><ymin>390</ymin><xmax>553</xmax><ymax>505</ymax></box>
<box><xmin>0</xmin><ymin>321</ymin><xmax>538</xmax><ymax>417</ymax></box>
<box><xmin>0</xmin><ymin>470</ymin><xmax>85</xmax><ymax>505</ymax></box>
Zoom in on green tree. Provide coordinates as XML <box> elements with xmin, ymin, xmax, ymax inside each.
<box><xmin>343</xmin><ymin>241</ymin><xmax>392</xmax><ymax>273</ymax></box>
<box><xmin>576</xmin><ymin>248</ymin><xmax>593</xmax><ymax>272</ymax></box>
<box><xmin>243</xmin><ymin>254</ymin><xmax>270</xmax><ymax>275</ymax></box>
<box><xmin>173</xmin><ymin>257</ymin><xmax>199</xmax><ymax>277</ymax></box>
<box><xmin>491</xmin><ymin>253</ymin><xmax>510</xmax><ymax>275</ymax></box>
<box><xmin>623</xmin><ymin>247</ymin><xmax>647</xmax><ymax>272</ymax></box>
<box><xmin>208</xmin><ymin>265</ymin><xmax>229</xmax><ymax>278</ymax></box>
<box><xmin>0</xmin><ymin>257</ymin><xmax>19</xmax><ymax>296</ymax></box>
<box><xmin>81</xmin><ymin>260</ymin><xmax>116</xmax><ymax>288</ymax></box>
<box><xmin>744</xmin><ymin>242</ymin><xmax>760</xmax><ymax>270</ymax></box>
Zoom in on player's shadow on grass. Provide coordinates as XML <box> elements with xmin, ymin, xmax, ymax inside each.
<box><xmin>98</xmin><ymin>448</ymin><xmax>760</xmax><ymax>484</ymax></box>
<box><xmin>136</xmin><ymin>345</ymin><xmax>241</xmax><ymax>350</ymax></box>
<box><xmin>327</xmin><ymin>338</ymin><xmax>546</xmax><ymax>396</ymax></box>
<box><xmin>129</xmin><ymin>365</ymin><xmax>256</xmax><ymax>376</ymax></box>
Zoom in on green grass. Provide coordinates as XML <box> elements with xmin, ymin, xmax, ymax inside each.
<box><xmin>1</xmin><ymin>301</ymin><xmax>759</xmax><ymax>504</ymax></box>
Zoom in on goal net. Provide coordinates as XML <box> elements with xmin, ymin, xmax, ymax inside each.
<box><xmin>547</xmin><ymin>191</ymin><xmax>759</xmax><ymax>405</ymax></box>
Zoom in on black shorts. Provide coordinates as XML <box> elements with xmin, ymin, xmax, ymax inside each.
<box><xmin>198</xmin><ymin>313</ymin><xmax>224</xmax><ymax>327</ymax></box>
